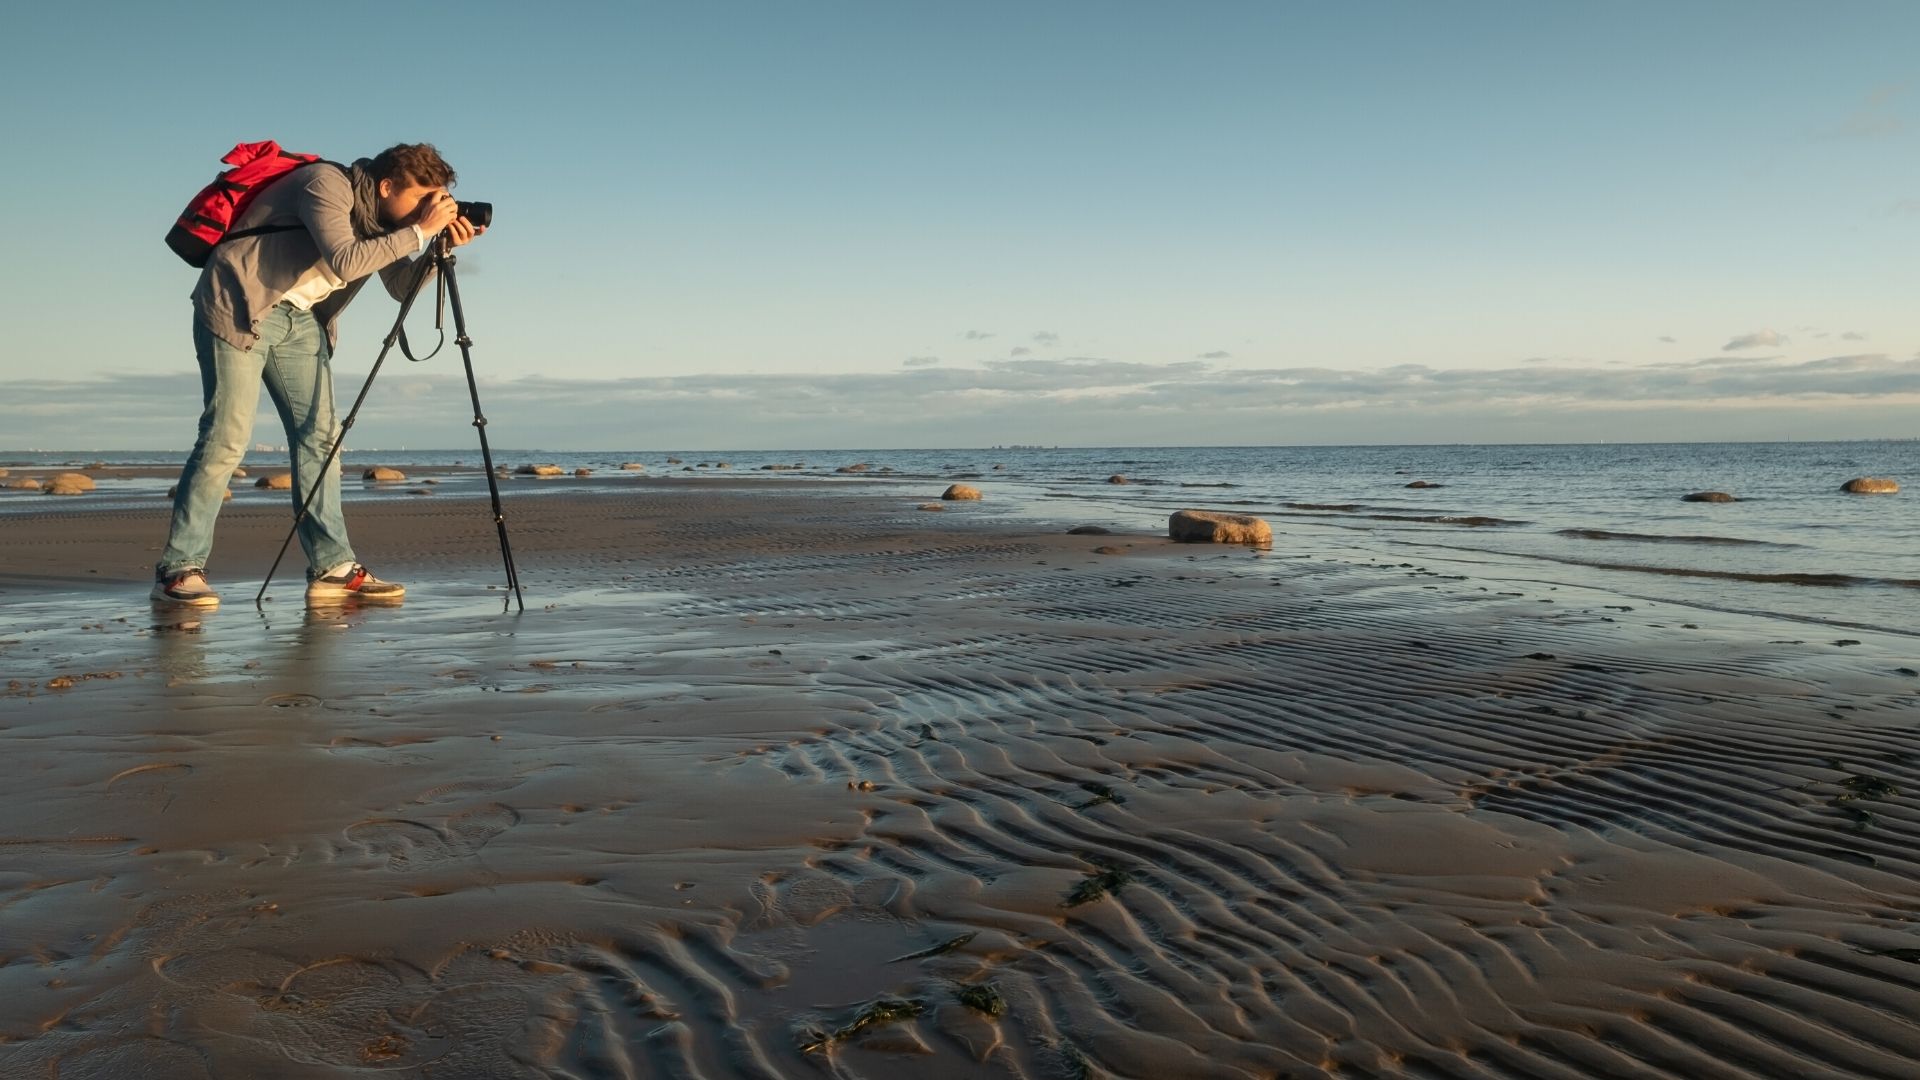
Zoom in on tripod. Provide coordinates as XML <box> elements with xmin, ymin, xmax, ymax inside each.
<box><xmin>255</xmin><ymin>235</ymin><xmax>524</xmax><ymax>611</ymax></box>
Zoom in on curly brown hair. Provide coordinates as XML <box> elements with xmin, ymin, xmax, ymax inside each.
<box><xmin>369</xmin><ymin>143</ymin><xmax>457</xmax><ymax>189</ymax></box>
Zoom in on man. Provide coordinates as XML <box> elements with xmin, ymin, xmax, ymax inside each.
<box><xmin>154</xmin><ymin>143</ymin><xmax>483</xmax><ymax>607</ymax></box>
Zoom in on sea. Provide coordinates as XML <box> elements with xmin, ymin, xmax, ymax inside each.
<box><xmin>4</xmin><ymin>441</ymin><xmax>1916</xmax><ymax>637</ymax></box>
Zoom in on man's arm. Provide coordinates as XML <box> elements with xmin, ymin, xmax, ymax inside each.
<box><xmin>295</xmin><ymin>167</ymin><xmax>421</xmax><ymax>283</ymax></box>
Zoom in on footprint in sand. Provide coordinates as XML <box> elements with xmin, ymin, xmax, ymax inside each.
<box><xmin>345</xmin><ymin>803</ymin><xmax>521</xmax><ymax>870</ymax></box>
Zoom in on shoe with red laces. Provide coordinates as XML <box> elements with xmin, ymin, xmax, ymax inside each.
<box><xmin>305</xmin><ymin>563</ymin><xmax>405</xmax><ymax>602</ymax></box>
<box><xmin>152</xmin><ymin>568</ymin><xmax>220</xmax><ymax>607</ymax></box>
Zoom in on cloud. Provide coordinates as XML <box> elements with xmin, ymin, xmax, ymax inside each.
<box><xmin>1893</xmin><ymin>199</ymin><xmax>1920</xmax><ymax>217</ymax></box>
<box><xmin>961</xmin><ymin>330</ymin><xmax>995</xmax><ymax>341</ymax></box>
<box><xmin>11</xmin><ymin>352</ymin><xmax>1920</xmax><ymax>449</ymax></box>
<box><xmin>903</xmin><ymin>356</ymin><xmax>939</xmax><ymax>368</ymax></box>
<box><xmin>1031</xmin><ymin>331</ymin><xmax>1060</xmax><ymax>346</ymax></box>
<box><xmin>1197</xmin><ymin>350</ymin><xmax>1231</xmax><ymax>360</ymax></box>
<box><xmin>1658</xmin><ymin>336</ymin><xmax>1676</xmax><ymax>344</ymax></box>
<box><xmin>1815</xmin><ymin>82</ymin><xmax>1907</xmax><ymax>140</ymax></box>
<box><xmin>1010</xmin><ymin>346</ymin><xmax>1031</xmax><ymax>357</ymax></box>
<box><xmin>1842</xmin><ymin>331</ymin><xmax>1868</xmax><ymax>341</ymax></box>
<box><xmin>1723</xmin><ymin>328</ymin><xmax>1785</xmax><ymax>351</ymax></box>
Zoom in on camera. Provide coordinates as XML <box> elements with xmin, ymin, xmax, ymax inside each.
<box><xmin>457</xmin><ymin>201</ymin><xmax>492</xmax><ymax>229</ymax></box>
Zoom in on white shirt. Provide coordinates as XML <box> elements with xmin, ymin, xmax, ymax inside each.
<box><xmin>280</xmin><ymin>225</ymin><xmax>429</xmax><ymax>310</ymax></box>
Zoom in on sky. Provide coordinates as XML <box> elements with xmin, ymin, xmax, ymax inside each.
<box><xmin>2</xmin><ymin>1</ymin><xmax>1918</xmax><ymax>449</ymax></box>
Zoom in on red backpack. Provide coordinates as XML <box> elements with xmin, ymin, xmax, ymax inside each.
<box><xmin>165</xmin><ymin>140</ymin><xmax>333</xmax><ymax>267</ymax></box>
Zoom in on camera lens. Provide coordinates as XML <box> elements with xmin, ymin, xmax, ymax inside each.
<box><xmin>457</xmin><ymin>201</ymin><xmax>493</xmax><ymax>229</ymax></box>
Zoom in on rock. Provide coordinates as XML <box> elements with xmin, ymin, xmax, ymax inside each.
<box><xmin>1404</xmin><ymin>480</ymin><xmax>1443</xmax><ymax>488</ymax></box>
<box><xmin>422</xmin><ymin>478</ymin><xmax>438</xmax><ymax>484</ymax></box>
<box><xmin>168</xmin><ymin>484</ymin><xmax>231</xmax><ymax>502</ymax></box>
<box><xmin>257</xmin><ymin>473</ymin><xmax>293</xmax><ymax>490</ymax></box>
<box><xmin>666</xmin><ymin>457</ymin><xmax>683</xmax><ymax>464</ymax></box>
<box><xmin>1093</xmin><ymin>546</ymin><xmax>1127</xmax><ymax>555</ymax></box>
<box><xmin>1107</xmin><ymin>474</ymin><xmax>1128</xmax><ymax>484</ymax></box>
<box><xmin>4</xmin><ymin>478</ymin><xmax>41</xmax><ymax>490</ymax></box>
<box><xmin>1067</xmin><ymin>525</ymin><xmax>1111</xmax><ymax>535</ymax></box>
<box><xmin>0</xmin><ymin>468</ymin><xmax>8</xmax><ymax>477</ymax></box>
<box><xmin>232</xmin><ymin>467</ymin><xmax>248</xmax><ymax>478</ymax></box>
<box><xmin>85</xmin><ymin>461</ymin><xmax>106</xmax><ymax>470</ymax></box>
<box><xmin>1681</xmin><ymin>491</ymin><xmax>1736</xmax><ymax>503</ymax></box>
<box><xmin>362</xmin><ymin>466</ymin><xmax>406</xmax><ymax>481</ymax></box>
<box><xmin>408</xmin><ymin>487</ymin><xmax>434</xmax><ymax>496</ymax></box>
<box><xmin>44</xmin><ymin>472</ymin><xmax>95</xmax><ymax>496</ymax></box>
<box><xmin>716</xmin><ymin>462</ymin><xmax>730</xmax><ymax>469</ymax></box>
<box><xmin>1169</xmin><ymin>509</ymin><xmax>1272</xmax><ymax>545</ymax></box>
<box><xmin>836</xmin><ymin>463</ymin><xmax>871</xmax><ymax>473</ymax></box>
<box><xmin>1842</xmin><ymin>477</ymin><xmax>1900</xmax><ymax>494</ymax></box>
<box><xmin>917</xmin><ymin>503</ymin><xmax>944</xmax><ymax>511</ymax></box>
<box><xmin>993</xmin><ymin>464</ymin><xmax>1005</xmax><ymax>470</ymax></box>
<box><xmin>516</xmin><ymin>464</ymin><xmax>565</xmax><ymax>477</ymax></box>
<box><xmin>942</xmin><ymin>484</ymin><xmax>983</xmax><ymax>501</ymax></box>
<box><xmin>574</xmin><ymin>468</ymin><xmax>592</xmax><ymax>477</ymax></box>
<box><xmin>621</xmin><ymin>462</ymin><xmax>646</xmax><ymax>471</ymax></box>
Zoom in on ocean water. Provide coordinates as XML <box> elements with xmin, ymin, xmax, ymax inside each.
<box><xmin>5</xmin><ymin>442</ymin><xmax>1915</xmax><ymax>635</ymax></box>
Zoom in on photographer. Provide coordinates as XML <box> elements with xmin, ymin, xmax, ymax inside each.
<box><xmin>154</xmin><ymin>143</ymin><xmax>483</xmax><ymax>607</ymax></box>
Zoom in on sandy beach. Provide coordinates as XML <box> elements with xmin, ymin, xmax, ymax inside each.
<box><xmin>3</xmin><ymin>477</ymin><xmax>1919</xmax><ymax>1078</ymax></box>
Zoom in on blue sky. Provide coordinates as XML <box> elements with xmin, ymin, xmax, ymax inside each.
<box><xmin>2</xmin><ymin>1</ymin><xmax>1918</xmax><ymax>448</ymax></box>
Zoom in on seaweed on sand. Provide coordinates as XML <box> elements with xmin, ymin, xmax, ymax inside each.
<box><xmin>797</xmin><ymin>997</ymin><xmax>926</xmax><ymax>1053</ymax></box>
<box><xmin>1062</xmin><ymin>856</ymin><xmax>1133</xmax><ymax>907</ymax></box>
<box><xmin>954</xmin><ymin>982</ymin><xmax>1006</xmax><ymax>1017</ymax></box>
<box><xmin>889</xmin><ymin>932</ymin><xmax>977</xmax><ymax>963</ymax></box>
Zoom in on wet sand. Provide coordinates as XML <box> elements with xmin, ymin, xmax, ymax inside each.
<box><xmin>3</xmin><ymin>479</ymin><xmax>1920</xmax><ymax>1078</ymax></box>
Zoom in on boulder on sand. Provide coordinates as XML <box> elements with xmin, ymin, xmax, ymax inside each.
<box><xmin>1682</xmin><ymin>491</ymin><xmax>1736</xmax><ymax>503</ymax></box>
<box><xmin>1841</xmin><ymin>477</ymin><xmax>1900</xmax><ymax>494</ymax></box>
<box><xmin>917</xmin><ymin>503</ymin><xmax>944</xmax><ymax>511</ymax></box>
<box><xmin>363</xmin><ymin>466</ymin><xmax>406</xmax><ymax>481</ymax></box>
<box><xmin>43</xmin><ymin>472</ymin><xmax>96</xmax><ymax>496</ymax></box>
<box><xmin>516</xmin><ymin>464</ymin><xmax>565</xmax><ymax>477</ymax></box>
<box><xmin>1169</xmin><ymin>509</ymin><xmax>1271</xmax><ymax>545</ymax></box>
<box><xmin>942</xmin><ymin>483</ymin><xmax>983</xmax><ymax>501</ymax></box>
<box><xmin>256</xmin><ymin>473</ymin><xmax>293</xmax><ymax>490</ymax></box>
<box><xmin>4</xmin><ymin>478</ymin><xmax>42</xmax><ymax>490</ymax></box>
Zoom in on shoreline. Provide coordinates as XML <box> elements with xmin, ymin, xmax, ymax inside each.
<box><xmin>3</xmin><ymin>481</ymin><xmax>1919</xmax><ymax>1076</ymax></box>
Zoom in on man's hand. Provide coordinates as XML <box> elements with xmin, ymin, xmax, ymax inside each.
<box><xmin>447</xmin><ymin>213</ymin><xmax>485</xmax><ymax>247</ymax></box>
<box><xmin>413</xmin><ymin>191</ymin><xmax>460</xmax><ymax>236</ymax></box>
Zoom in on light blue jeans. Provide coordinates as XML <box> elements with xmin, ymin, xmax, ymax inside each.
<box><xmin>159</xmin><ymin>303</ymin><xmax>355</xmax><ymax>579</ymax></box>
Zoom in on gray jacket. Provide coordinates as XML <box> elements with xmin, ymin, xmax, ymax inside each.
<box><xmin>192</xmin><ymin>162</ymin><xmax>429</xmax><ymax>353</ymax></box>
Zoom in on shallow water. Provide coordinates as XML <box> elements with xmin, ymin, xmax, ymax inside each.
<box><xmin>8</xmin><ymin>441</ymin><xmax>1911</xmax><ymax>632</ymax></box>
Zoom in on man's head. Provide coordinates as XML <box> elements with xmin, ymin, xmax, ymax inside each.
<box><xmin>369</xmin><ymin>143</ymin><xmax>457</xmax><ymax>228</ymax></box>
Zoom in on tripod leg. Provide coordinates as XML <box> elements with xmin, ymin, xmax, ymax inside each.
<box><xmin>436</xmin><ymin>249</ymin><xmax>525</xmax><ymax>612</ymax></box>
<box><xmin>255</xmin><ymin>258</ymin><xmax>437</xmax><ymax>607</ymax></box>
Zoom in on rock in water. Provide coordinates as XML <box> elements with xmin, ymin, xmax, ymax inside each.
<box><xmin>515</xmin><ymin>464</ymin><xmax>565</xmax><ymax>477</ymax></box>
<box><xmin>942</xmin><ymin>484</ymin><xmax>983</xmax><ymax>501</ymax></box>
<box><xmin>257</xmin><ymin>473</ymin><xmax>294</xmax><ymax>490</ymax></box>
<box><xmin>43</xmin><ymin>472</ymin><xmax>95</xmax><ymax>495</ymax></box>
<box><xmin>1169</xmin><ymin>509</ymin><xmax>1271</xmax><ymax>545</ymax></box>
<box><xmin>1107</xmin><ymin>474</ymin><xmax>1128</xmax><ymax>484</ymax></box>
<box><xmin>1405</xmin><ymin>480</ymin><xmax>1444</xmax><ymax>488</ymax></box>
<box><xmin>1841</xmin><ymin>477</ymin><xmax>1900</xmax><ymax>494</ymax></box>
<box><xmin>362</xmin><ymin>466</ymin><xmax>406</xmax><ymax>481</ymax></box>
<box><xmin>917</xmin><ymin>503</ymin><xmax>944</xmax><ymax>511</ymax></box>
<box><xmin>620</xmin><ymin>462</ymin><xmax>646</xmax><ymax>471</ymax></box>
<box><xmin>1682</xmin><ymin>491</ymin><xmax>1736</xmax><ymax>503</ymax></box>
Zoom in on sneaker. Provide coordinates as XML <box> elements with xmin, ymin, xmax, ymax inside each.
<box><xmin>152</xmin><ymin>568</ymin><xmax>220</xmax><ymax>607</ymax></box>
<box><xmin>306</xmin><ymin>563</ymin><xmax>406</xmax><ymax>602</ymax></box>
